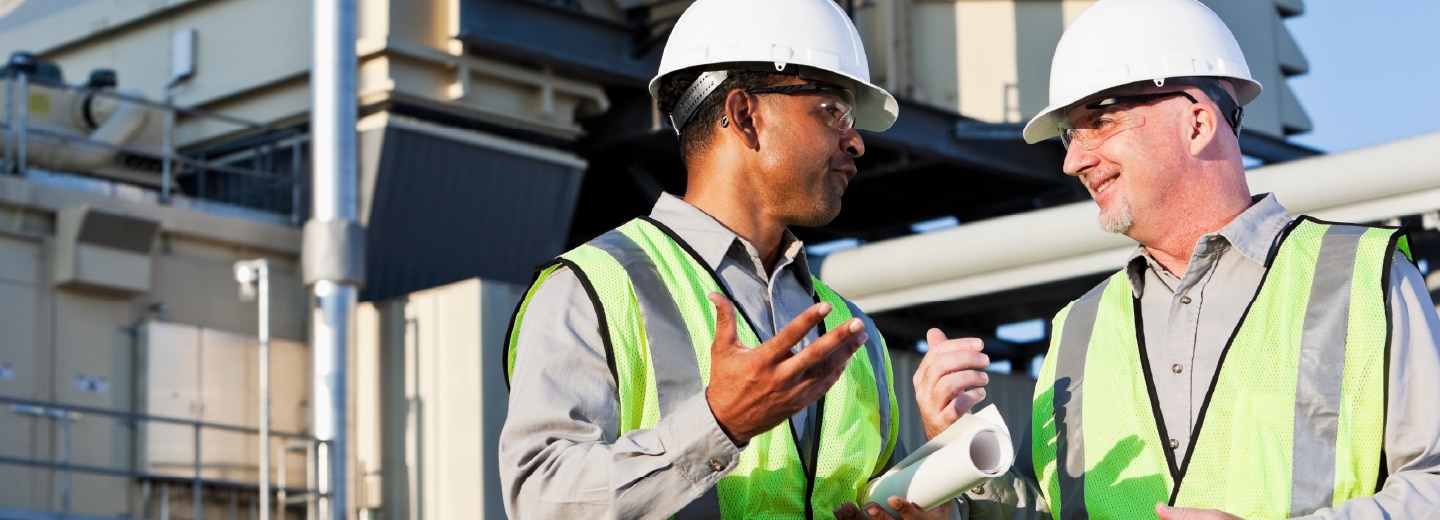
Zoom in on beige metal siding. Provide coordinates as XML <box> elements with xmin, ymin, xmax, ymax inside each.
<box><xmin>354</xmin><ymin>277</ymin><xmax>524</xmax><ymax>519</ymax></box>
<box><xmin>0</xmin><ymin>234</ymin><xmax>44</xmax><ymax>510</ymax></box>
<box><xmin>51</xmin><ymin>291</ymin><xmax>133</xmax><ymax>515</ymax></box>
<box><xmin>139</xmin><ymin>321</ymin><xmax>309</xmax><ymax>486</ymax></box>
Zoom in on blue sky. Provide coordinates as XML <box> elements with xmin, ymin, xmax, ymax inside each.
<box><xmin>1285</xmin><ymin>0</ymin><xmax>1440</xmax><ymax>153</ymax></box>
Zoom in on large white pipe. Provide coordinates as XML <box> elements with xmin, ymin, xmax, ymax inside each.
<box><xmin>310</xmin><ymin>0</ymin><xmax>359</xmax><ymax>518</ymax></box>
<box><xmin>821</xmin><ymin>132</ymin><xmax>1440</xmax><ymax>312</ymax></box>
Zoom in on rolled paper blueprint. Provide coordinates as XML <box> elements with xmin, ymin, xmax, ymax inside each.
<box><xmin>863</xmin><ymin>404</ymin><xmax>1014</xmax><ymax>515</ymax></box>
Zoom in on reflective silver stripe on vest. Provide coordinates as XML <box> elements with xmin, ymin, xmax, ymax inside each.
<box><xmin>1054</xmin><ymin>281</ymin><xmax>1107</xmax><ymax>520</ymax></box>
<box><xmin>1290</xmin><ymin>225</ymin><xmax>1366</xmax><ymax>515</ymax></box>
<box><xmin>588</xmin><ymin>231</ymin><xmax>723</xmax><ymax>518</ymax></box>
<box><xmin>589</xmin><ymin>230</ymin><xmax>704</xmax><ymax>416</ymax></box>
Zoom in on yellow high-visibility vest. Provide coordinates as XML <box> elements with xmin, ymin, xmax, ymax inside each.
<box><xmin>1033</xmin><ymin>218</ymin><xmax>1407</xmax><ymax>519</ymax></box>
<box><xmin>507</xmin><ymin>217</ymin><xmax>900</xmax><ymax>518</ymax></box>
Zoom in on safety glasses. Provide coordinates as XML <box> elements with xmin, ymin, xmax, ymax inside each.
<box><xmin>746</xmin><ymin>83</ymin><xmax>857</xmax><ymax>133</ymax></box>
<box><xmin>1058</xmin><ymin>91</ymin><xmax>1199</xmax><ymax>150</ymax></box>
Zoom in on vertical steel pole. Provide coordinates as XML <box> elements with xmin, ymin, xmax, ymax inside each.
<box><xmin>161</xmin><ymin>89</ymin><xmax>174</xmax><ymax>203</ymax></box>
<box><xmin>4</xmin><ymin>76</ymin><xmax>13</xmax><ymax>172</ymax></box>
<box><xmin>193</xmin><ymin>421</ymin><xmax>202</xmax><ymax>520</ymax></box>
<box><xmin>310</xmin><ymin>0</ymin><xmax>359</xmax><ymax>519</ymax></box>
<box><xmin>16</xmin><ymin>73</ymin><xmax>27</xmax><ymax>173</ymax></box>
<box><xmin>259</xmin><ymin>261</ymin><xmax>272</xmax><ymax>520</ymax></box>
<box><xmin>59</xmin><ymin>410</ymin><xmax>71</xmax><ymax>516</ymax></box>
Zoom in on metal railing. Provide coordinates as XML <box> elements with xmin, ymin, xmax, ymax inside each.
<box><xmin>1</xmin><ymin>71</ymin><xmax>307</xmax><ymax>224</ymax></box>
<box><xmin>0</xmin><ymin>394</ymin><xmax>317</xmax><ymax>520</ymax></box>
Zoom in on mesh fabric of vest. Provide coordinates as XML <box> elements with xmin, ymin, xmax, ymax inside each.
<box><xmin>1032</xmin><ymin>219</ymin><xmax>1397</xmax><ymax>518</ymax></box>
<box><xmin>508</xmin><ymin>218</ymin><xmax>894</xmax><ymax>518</ymax></box>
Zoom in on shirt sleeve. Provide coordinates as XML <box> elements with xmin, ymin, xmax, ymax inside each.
<box><xmin>958</xmin><ymin>423</ymin><xmax>1054</xmax><ymax>520</ymax></box>
<box><xmin>1296</xmin><ymin>252</ymin><xmax>1440</xmax><ymax>519</ymax></box>
<box><xmin>498</xmin><ymin>267</ymin><xmax>744</xmax><ymax>519</ymax></box>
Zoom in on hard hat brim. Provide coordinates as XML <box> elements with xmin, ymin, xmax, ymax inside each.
<box><xmin>649</xmin><ymin>65</ymin><xmax>899</xmax><ymax>133</ymax></box>
<box><xmin>1022</xmin><ymin>76</ymin><xmax>1261</xmax><ymax>144</ymax></box>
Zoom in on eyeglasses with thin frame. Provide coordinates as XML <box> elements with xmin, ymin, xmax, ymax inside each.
<box><xmin>745</xmin><ymin>83</ymin><xmax>857</xmax><ymax>133</ymax></box>
<box><xmin>1058</xmin><ymin>91</ymin><xmax>1199</xmax><ymax>150</ymax></box>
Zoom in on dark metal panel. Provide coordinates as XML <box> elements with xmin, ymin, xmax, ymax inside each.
<box><xmin>864</xmin><ymin>101</ymin><xmax>1067</xmax><ymax>183</ymax></box>
<box><xmin>359</xmin><ymin>125</ymin><xmax>584</xmax><ymax>301</ymax></box>
<box><xmin>1240</xmin><ymin>131</ymin><xmax>1323</xmax><ymax>164</ymax></box>
<box><xmin>456</xmin><ymin>0</ymin><xmax>662</xmax><ymax>85</ymax></box>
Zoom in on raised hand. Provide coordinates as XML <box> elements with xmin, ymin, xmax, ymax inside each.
<box><xmin>913</xmin><ymin>328</ymin><xmax>990</xmax><ymax>440</ymax></box>
<box><xmin>705</xmin><ymin>292</ymin><xmax>868</xmax><ymax>445</ymax></box>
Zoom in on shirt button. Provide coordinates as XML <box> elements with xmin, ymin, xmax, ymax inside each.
<box><xmin>1169</xmin><ymin>439</ymin><xmax>1179</xmax><ymax>450</ymax></box>
<box><xmin>1172</xmin><ymin>364</ymin><xmax>1184</xmax><ymax>374</ymax></box>
<box><xmin>971</xmin><ymin>486</ymin><xmax>986</xmax><ymax>495</ymax></box>
<box><xmin>1180</xmin><ymin>296</ymin><xmax>1193</xmax><ymax>304</ymax></box>
<box><xmin>708</xmin><ymin>459</ymin><xmax>725</xmax><ymax>472</ymax></box>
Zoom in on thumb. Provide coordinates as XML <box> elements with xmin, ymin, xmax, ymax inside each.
<box><xmin>926</xmin><ymin>328</ymin><xmax>948</xmax><ymax>350</ymax></box>
<box><xmin>1156</xmin><ymin>503</ymin><xmax>1191</xmax><ymax>520</ymax></box>
<box><xmin>708</xmin><ymin>292</ymin><xmax>738</xmax><ymax>349</ymax></box>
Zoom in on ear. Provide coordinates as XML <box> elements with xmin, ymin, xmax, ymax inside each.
<box><xmin>723</xmin><ymin>88</ymin><xmax>762</xmax><ymax>150</ymax></box>
<box><xmin>1187</xmin><ymin>99</ymin><xmax>1219</xmax><ymax>157</ymax></box>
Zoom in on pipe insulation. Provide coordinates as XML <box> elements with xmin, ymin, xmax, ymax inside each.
<box><xmin>820</xmin><ymin>132</ymin><xmax>1440</xmax><ymax>312</ymax></box>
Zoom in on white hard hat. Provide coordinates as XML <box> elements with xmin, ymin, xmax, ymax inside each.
<box><xmin>648</xmin><ymin>0</ymin><xmax>898</xmax><ymax>132</ymax></box>
<box><xmin>1022</xmin><ymin>0</ymin><xmax>1263</xmax><ymax>144</ymax></box>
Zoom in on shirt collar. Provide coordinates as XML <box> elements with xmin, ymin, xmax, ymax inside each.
<box><xmin>648</xmin><ymin>193</ymin><xmax>816</xmax><ymax>295</ymax></box>
<box><xmin>1124</xmin><ymin>193</ymin><xmax>1292</xmax><ymax>296</ymax></box>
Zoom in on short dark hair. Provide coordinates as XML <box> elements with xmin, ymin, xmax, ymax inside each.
<box><xmin>656</xmin><ymin>67</ymin><xmax>789</xmax><ymax>161</ymax></box>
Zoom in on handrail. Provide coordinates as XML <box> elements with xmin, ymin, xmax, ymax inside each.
<box><xmin>2</xmin><ymin>394</ymin><xmax>319</xmax><ymax>518</ymax></box>
<box><xmin>1</xmin><ymin>395</ymin><xmax>310</xmax><ymax>439</ymax></box>
<box><xmin>2</xmin><ymin>72</ymin><xmax>307</xmax><ymax>221</ymax></box>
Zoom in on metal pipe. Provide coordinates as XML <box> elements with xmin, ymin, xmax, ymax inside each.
<box><xmin>142</xmin><ymin>479</ymin><xmax>152</xmax><ymax>519</ymax></box>
<box><xmin>291</xmin><ymin>139</ymin><xmax>302</xmax><ymax>226</ymax></box>
<box><xmin>162</xmin><ymin>484</ymin><xmax>170</xmax><ymax>520</ymax></box>
<box><xmin>5</xmin><ymin>75</ymin><xmax>13</xmax><ymax>172</ymax></box>
<box><xmin>819</xmin><ymin>131</ymin><xmax>1440</xmax><ymax>312</ymax></box>
<box><xmin>256</xmin><ymin>261</ymin><xmax>274</xmax><ymax>520</ymax></box>
<box><xmin>312</xmin><ymin>282</ymin><xmax>354</xmax><ymax>519</ymax></box>
<box><xmin>235</xmin><ymin>258</ymin><xmax>276</xmax><ymax>519</ymax></box>
<box><xmin>16</xmin><ymin>73</ymin><xmax>27</xmax><ymax>173</ymax></box>
<box><xmin>59</xmin><ymin>409</ymin><xmax>71</xmax><ymax>516</ymax></box>
<box><xmin>194</xmin><ymin>421</ymin><xmax>203</xmax><ymax>520</ymax></box>
<box><xmin>310</xmin><ymin>1</ymin><xmax>360</xmax><ymax>519</ymax></box>
<box><xmin>307</xmin><ymin>440</ymin><xmax>318</xmax><ymax>520</ymax></box>
<box><xmin>161</xmin><ymin>88</ymin><xmax>174</xmax><ymax>203</ymax></box>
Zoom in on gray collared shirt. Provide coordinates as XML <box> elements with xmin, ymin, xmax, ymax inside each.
<box><xmin>499</xmin><ymin>193</ymin><xmax>895</xmax><ymax>519</ymax></box>
<box><xmin>966</xmin><ymin>194</ymin><xmax>1440</xmax><ymax>519</ymax></box>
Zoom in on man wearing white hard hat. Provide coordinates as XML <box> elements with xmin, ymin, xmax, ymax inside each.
<box><xmin>500</xmin><ymin>0</ymin><xmax>989</xmax><ymax>517</ymax></box>
<box><xmin>965</xmin><ymin>0</ymin><xmax>1440</xmax><ymax>519</ymax></box>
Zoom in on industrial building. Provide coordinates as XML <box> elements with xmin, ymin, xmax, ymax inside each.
<box><xmin>0</xmin><ymin>0</ymin><xmax>1433</xmax><ymax>518</ymax></box>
